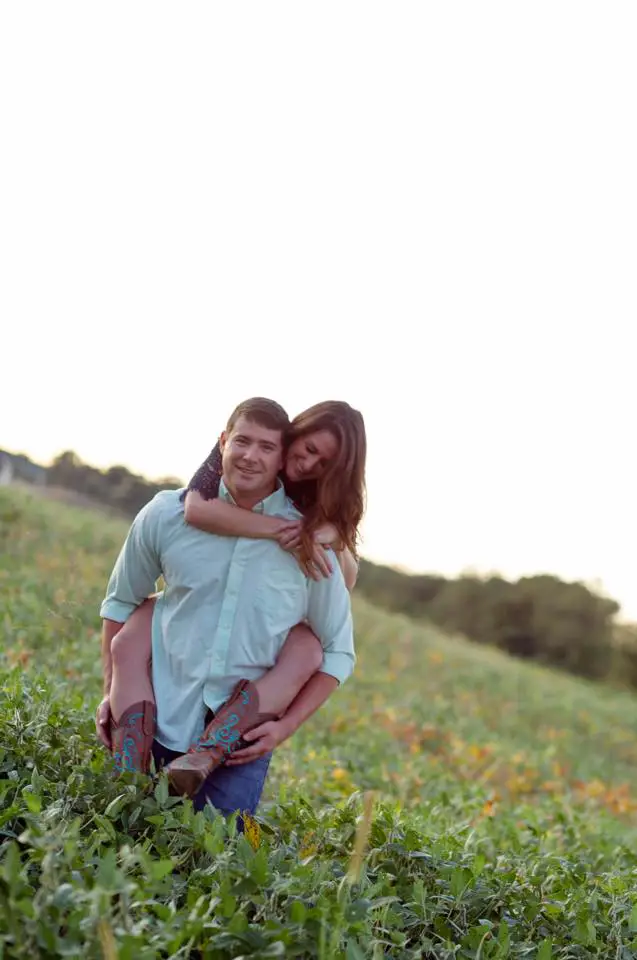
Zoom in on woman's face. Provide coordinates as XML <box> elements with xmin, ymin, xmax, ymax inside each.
<box><xmin>285</xmin><ymin>429</ymin><xmax>339</xmax><ymax>482</ymax></box>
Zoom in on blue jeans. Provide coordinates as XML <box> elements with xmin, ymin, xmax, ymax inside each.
<box><xmin>152</xmin><ymin>740</ymin><xmax>272</xmax><ymax>820</ymax></box>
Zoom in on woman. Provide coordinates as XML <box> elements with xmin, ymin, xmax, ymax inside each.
<box><xmin>101</xmin><ymin>401</ymin><xmax>366</xmax><ymax>796</ymax></box>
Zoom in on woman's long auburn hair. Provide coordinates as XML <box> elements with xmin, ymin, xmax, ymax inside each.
<box><xmin>284</xmin><ymin>401</ymin><xmax>367</xmax><ymax>559</ymax></box>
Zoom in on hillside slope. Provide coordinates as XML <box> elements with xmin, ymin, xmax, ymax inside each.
<box><xmin>2</xmin><ymin>485</ymin><xmax>637</xmax><ymax>956</ymax></box>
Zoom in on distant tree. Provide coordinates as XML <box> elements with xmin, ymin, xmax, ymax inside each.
<box><xmin>47</xmin><ymin>451</ymin><xmax>182</xmax><ymax>516</ymax></box>
<box><xmin>42</xmin><ymin>449</ymin><xmax>632</xmax><ymax>691</ymax></box>
<box><xmin>357</xmin><ymin>562</ymin><xmax>624</xmax><ymax>688</ymax></box>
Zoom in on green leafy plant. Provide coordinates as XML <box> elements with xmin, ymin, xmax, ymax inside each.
<box><xmin>2</xmin><ymin>485</ymin><xmax>637</xmax><ymax>957</ymax></box>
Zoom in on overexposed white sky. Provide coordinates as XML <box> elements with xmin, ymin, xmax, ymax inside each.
<box><xmin>1</xmin><ymin>3</ymin><xmax>636</xmax><ymax>617</ymax></box>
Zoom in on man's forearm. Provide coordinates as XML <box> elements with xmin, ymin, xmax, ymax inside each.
<box><xmin>280</xmin><ymin>671</ymin><xmax>339</xmax><ymax>736</ymax></box>
<box><xmin>101</xmin><ymin>618</ymin><xmax>125</xmax><ymax>696</ymax></box>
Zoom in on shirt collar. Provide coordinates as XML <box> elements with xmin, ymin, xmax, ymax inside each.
<box><xmin>219</xmin><ymin>476</ymin><xmax>287</xmax><ymax>515</ymax></box>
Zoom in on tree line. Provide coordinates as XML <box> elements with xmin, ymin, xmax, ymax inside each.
<box><xmin>355</xmin><ymin>559</ymin><xmax>637</xmax><ymax>691</ymax></box>
<box><xmin>47</xmin><ymin>451</ymin><xmax>182</xmax><ymax>517</ymax></box>
<box><xmin>11</xmin><ymin>448</ymin><xmax>637</xmax><ymax>692</ymax></box>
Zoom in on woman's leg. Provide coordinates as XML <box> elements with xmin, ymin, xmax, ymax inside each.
<box><xmin>250</xmin><ymin>621</ymin><xmax>324</xmax><ymax>717</ymax></box>
<box><xmin>166</xmin><ymin>622</ymin><xmax>323</xmax><ymax>797</ymax></box>
<box><xmin>109</xmin><ymin>597</ymin><xmax>157</xmax><ymax>773</ymax></box>
<box><xmin>109</xmin><ymin>597</ymin><xmax>156</xmax><ymax>721</ymax></box>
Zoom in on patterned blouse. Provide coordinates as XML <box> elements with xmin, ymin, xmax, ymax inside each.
<box><xmin>183</xmin><ymin>442</ymin><xmax>223</xmax><ymax>501</ymax></box>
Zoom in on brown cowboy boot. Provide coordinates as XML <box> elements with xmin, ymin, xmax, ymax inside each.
<box><xmin>166</xmin><ymin>679</ymin><xmax>276</xmax><ymax>798</ymax></box>
<box><xmin>111</xmin><ymin>700</ymin><xmax>157</xmax><ymax>774</ymax></box>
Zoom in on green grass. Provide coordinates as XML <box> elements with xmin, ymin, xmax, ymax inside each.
<box><xmin>2</xmin><ymin>484</ymin><xmax>637</xmax><ymax>958</ymax></box>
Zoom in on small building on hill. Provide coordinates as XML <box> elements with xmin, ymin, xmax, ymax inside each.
<box><xmin>0</xmin><ymin>450</ymin><xmax>47</xmax><ymax>487</ymax></box>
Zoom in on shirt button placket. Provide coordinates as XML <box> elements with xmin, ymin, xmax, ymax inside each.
<box><xmin>212</xmin><ymin>539</ymin><xmax>245</xmax><ymax>674</ymax></box>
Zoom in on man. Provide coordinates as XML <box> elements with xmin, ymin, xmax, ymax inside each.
<box><xmin>98</xmin><ymin>397</ymin><xmax>355</xmax><ymax>817</ymax></box>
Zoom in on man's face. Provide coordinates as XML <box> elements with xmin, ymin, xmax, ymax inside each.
<box><xmin>220</xmin><ymin>415</ymin><xmax>285</xmax><ymax>505</ymax></box>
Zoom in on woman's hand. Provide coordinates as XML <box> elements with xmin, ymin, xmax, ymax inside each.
<box><xmin>274</xmin><ymin>519</ymin><xmax>334</xmax><ymax>579</ymax></box>
<box><xmin>274</xmin><ymin>520</ymin><xmax>303</xmax><ymax>552</ymax></box>
<box><xmin>313</xmin><ymin>522</ymin><xmax>341</xmax><ymax>548</ymax></box>
<box><xmin>297</xmin><ymin>542</ymin><xmax>333</xmax><ymax>580</ymax></box>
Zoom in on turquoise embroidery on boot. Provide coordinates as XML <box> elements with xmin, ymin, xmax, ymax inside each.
<box><xmin>197</xmin><ymin>712</ymin><xmax>240</xmax><ymax>751</ymax></box>
<box><xmin>113</xmin><ymin>711</ymin><xmax>144</xmax><ymax>772</ymax></box>
<box><xmin>190</xmin><ymin>685</ymin><xmax>254</xmax><ymax>756</ymax></box>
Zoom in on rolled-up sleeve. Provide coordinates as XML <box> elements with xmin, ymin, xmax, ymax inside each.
<box><xmin>99</xmin><ymin>497</ymin><xmax>163</xmax><ymax>623</ymax></box>
<box><xmin>306</xmin><ymin>560</ymin><xmax>356</xmax><ymax>684</ymax></box>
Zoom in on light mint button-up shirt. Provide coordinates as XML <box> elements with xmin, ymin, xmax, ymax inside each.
<box><xmin>100</xmin><ymin>480</ymin><xmax>355</xmax><ymax>752</ymax></box>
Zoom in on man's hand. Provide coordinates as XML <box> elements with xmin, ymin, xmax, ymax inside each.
<box><xmin>225</xmin><ymin>718</ymin><xmax>293</xmax><ymax>766</ymax></box>
<box><xmin>96</xmin><ymin>696</ymin><xmax>112</xmax><ymax>749</ymax></box>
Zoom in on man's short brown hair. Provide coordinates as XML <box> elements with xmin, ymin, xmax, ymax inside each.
<box><xmin>225</xmin><ymin>397</ymin><xmax>290</xmax><ymax>436</ymax></box>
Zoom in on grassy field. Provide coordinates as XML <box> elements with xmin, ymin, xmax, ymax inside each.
<box><xmin>2</xmin><ymin>485</ymin><xmax>637</xmax><ymax>958</ymax></box>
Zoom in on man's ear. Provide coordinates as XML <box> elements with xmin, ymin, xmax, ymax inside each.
<box><xmin>219</xmin><ymin>431</ymin><xmax>227</xmax><ymax>452</ymax></box>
